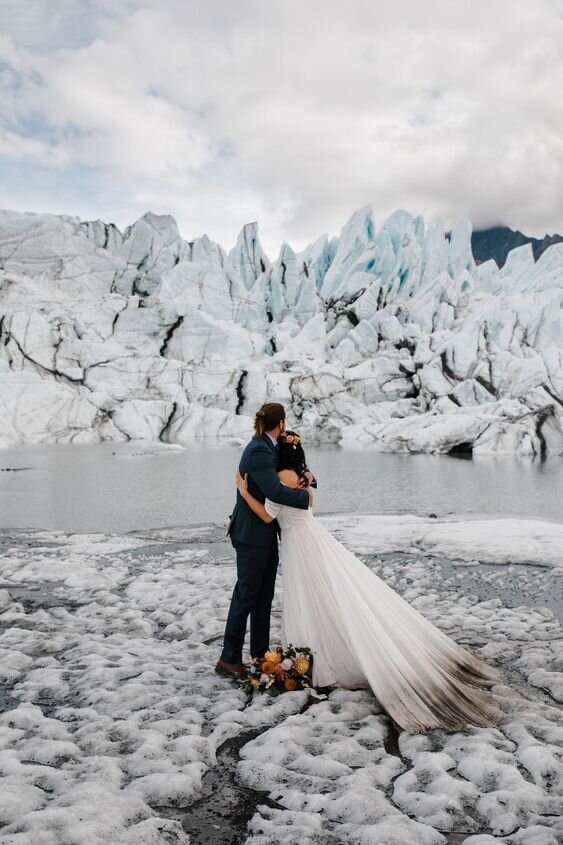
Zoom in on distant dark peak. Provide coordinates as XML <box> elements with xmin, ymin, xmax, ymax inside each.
<box><xmin>471</xmin><ymin>225</ymin><xmax>563</xmax><ymax>267</ymax></box>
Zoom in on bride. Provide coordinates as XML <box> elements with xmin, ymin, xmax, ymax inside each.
<box><xmin>235</xmin><ymin>430</ymin><xmax>502</xmax><ymax>734</ymax></box>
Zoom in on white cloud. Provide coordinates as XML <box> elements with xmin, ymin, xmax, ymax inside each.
<box><xmin>1</xmin><ymin>0</ymin><xmax>563</xmax><ymax>256</ymax></box>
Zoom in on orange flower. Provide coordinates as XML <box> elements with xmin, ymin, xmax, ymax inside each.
<box><xmin>261</xmin><ymin>661</ymin><xmax>275</xmax><ymax>674</ymax></box>
<box><xmin>284</xmin><ymin>678</ymin><xmax>297</xmax><ymax>691</ymax></box>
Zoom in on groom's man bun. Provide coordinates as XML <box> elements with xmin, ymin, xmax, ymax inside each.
<box><xmin>254</xmin><ymin>403</ymin><xmax>285</xmax><ymax>436</ymax></box>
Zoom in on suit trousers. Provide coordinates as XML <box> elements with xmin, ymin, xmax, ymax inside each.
<box><xmin>220</xmin><ymin>540</ymin><xmax>279</xmax><ymax>664</ymax></box>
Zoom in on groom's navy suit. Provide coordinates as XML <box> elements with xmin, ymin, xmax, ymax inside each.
<box><xmin>221</xmin><ymin>434</ymin><xmax>310</xmax><ymax>664</ymax></box>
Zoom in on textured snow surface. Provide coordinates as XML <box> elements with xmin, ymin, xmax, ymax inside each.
<box><xmin>0</xmin><ymin>207</ymin><xmax>562</xmax><ymax>455</ymax></box>
<box><xmin>320</xmin><ymin>514</ymin><xmax>563</xmax><ymax>569</ymax></box>
<box><xmin>0</xmin><ymin>516</ymin><xmax>562</xmax><ymax>844</ymax></box>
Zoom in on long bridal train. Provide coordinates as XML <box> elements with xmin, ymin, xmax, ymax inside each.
<box><xmin>266</xmin><ymin>500</ymin><xmax>502</xmax><ymax>734</ymax></box>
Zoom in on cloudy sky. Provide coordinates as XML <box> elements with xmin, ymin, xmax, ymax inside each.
<box><xmin>1</xmin><ymin>0</ymin><xmax>563</xmax><ymax>256</ymax></box>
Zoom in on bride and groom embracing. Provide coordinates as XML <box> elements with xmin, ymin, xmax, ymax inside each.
<box><xmin>216</xmin><ymin>402</ymin><xmax>502</xmax><ymax>734</ymax></box>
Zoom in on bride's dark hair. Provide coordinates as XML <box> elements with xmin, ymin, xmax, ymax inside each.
<box><xmin>277</xmin><ymin>430</ymin><xmax>308</xmax><ymax>480</ymax></box>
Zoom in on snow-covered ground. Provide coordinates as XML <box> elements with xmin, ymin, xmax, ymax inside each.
<box><xmin>1</xmin><ymin>206</ymin><xmax>562</xmax><ymax>456</ymax></box>
<box><xmin>322</xmin><ymin>514</ymin><xmax>563</xmax><ymax>569</ymax></box>
<box><xmin>0</xmin><ymin>515</ymin><xmax>562</xmax><ymax>844</ymax></box>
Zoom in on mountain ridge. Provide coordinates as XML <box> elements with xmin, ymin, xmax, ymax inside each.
<box><xmin>471</xmin><ymin>225</ymin><xmax>563</xmax><ymax>267</ymax></box>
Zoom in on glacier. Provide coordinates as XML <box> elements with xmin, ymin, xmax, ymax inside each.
<box><xmin>0</xmin><ymin>205</ymin><xmax>562</xmax><ymax>456</ymax></box>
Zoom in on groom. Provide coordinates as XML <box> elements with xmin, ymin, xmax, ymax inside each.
<box><xmin>216</xmin><ymin>402</ymin><xmax>312</xmax><ymax>677</ymax></box>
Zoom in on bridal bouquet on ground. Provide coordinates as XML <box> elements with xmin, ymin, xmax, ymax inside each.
<box><xmin>239</xmin><ymin>644</ymin><xmax>314</xmax><ymax>694</ymax></box>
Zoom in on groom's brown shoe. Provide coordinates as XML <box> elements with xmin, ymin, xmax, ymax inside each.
<box><xmin>215</xmin><ymin>658</ymin><xmax>245</xmax><ymax>677</ymax></box>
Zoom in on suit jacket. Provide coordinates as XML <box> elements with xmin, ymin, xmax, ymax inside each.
<box><xmin>227</xmin><ymin>434</ymin><xmax>310</xmax><ymax>548</ymax></box>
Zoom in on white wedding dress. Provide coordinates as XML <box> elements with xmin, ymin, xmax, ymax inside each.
<box><xmin>265</xmin><ymin>498</ymin><xmax>502</xmax><ymax>734</ymax></box>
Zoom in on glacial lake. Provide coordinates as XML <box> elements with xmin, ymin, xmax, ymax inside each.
<box><xmin>0</xmin><ymin>441</ymin><xmax>561</xmax><ymax>532</ymax></box>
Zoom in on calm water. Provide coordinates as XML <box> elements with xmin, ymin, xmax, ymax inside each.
<box><xmin>0</xmin><ymin>441</ymin><xmax>561</xmax><ymax>533</ymax></box>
